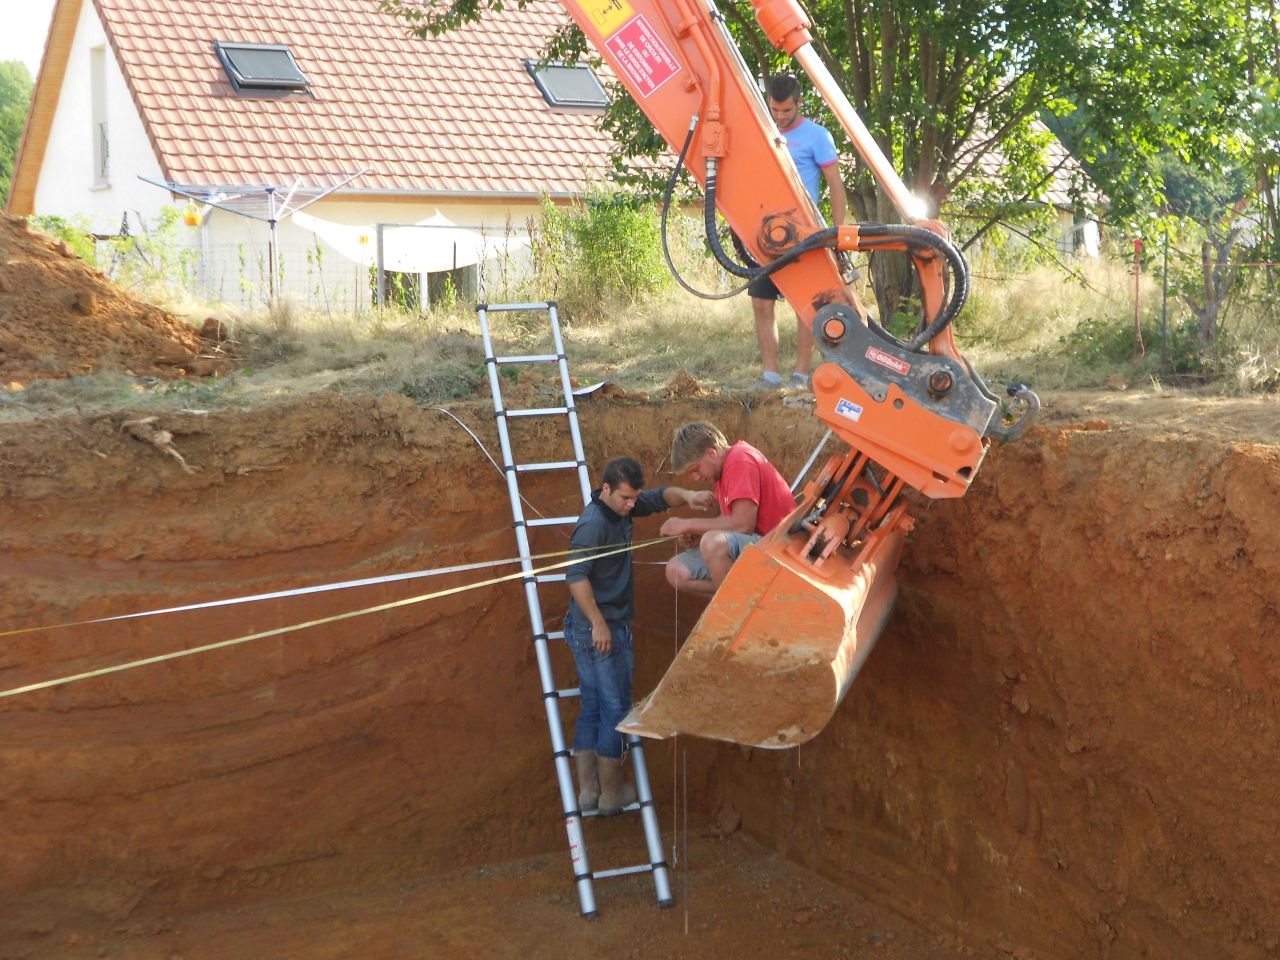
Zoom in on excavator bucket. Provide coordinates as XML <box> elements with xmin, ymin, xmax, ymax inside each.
<box><xmin>619</xmin><ymin>504</ymin><xmax>909</xmax><ymax>749</ymax></box>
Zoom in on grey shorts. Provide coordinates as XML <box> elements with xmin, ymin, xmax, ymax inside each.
<box><xmin>673</xmin><ymin>532</ymin><xmax>762</xmax><ymax>580</ymax></box>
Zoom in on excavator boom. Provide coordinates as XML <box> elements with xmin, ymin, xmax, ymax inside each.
<box><xmin>557</xmin><ymin>0</ymin><xmax>1038</xmax><ymax>747</ymax></box>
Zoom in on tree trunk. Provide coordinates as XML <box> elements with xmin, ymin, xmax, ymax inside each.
<box><xmin>1198</xmin><ymin>240</ymin><xmax>1219</xmax><ymax>350</ymax></box>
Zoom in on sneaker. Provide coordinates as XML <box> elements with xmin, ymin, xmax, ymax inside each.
<box><xmin>752</xmin><ymin>376</ymin><xmax>782</xmax><ymax>391</ymax></box>
<box><xmin>789</xmin><ymin>372</ymin><xmax>811</xmax><ymax>390</ymax></box>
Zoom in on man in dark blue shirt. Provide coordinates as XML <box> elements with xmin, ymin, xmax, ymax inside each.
<box><xmin>565</xmin><ymin>456</ymin><xmax>712</xmax><ymax>815</ymax></box>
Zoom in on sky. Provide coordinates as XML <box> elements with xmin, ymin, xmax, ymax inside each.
<box><xmin>3</xmin><ymin>0</ymin><xmax>58</xmax><ymax>77</ymax></box>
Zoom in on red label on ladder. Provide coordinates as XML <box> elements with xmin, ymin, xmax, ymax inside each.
<box><xmin>565</xmin><ymin>817</ymin><xmax>586</xmax><ymax>868</ymax></box>
<box><xmin>606</xmin><ymin>16</ymin><xmax>681</xmax><ymax>98</ymax></box>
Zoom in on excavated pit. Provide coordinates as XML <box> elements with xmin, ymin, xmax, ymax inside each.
<box><xmin>1</xmin><ymin>389</ymin><xmax>1277</xmax><ymax>959</ymax></box>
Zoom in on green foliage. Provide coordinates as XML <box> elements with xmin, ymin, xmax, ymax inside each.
<box><xmin>30</xmin><ymin>206</ymin><xmax>200</xmax><ymax>299</ymax></box>
<box><xmin>28</xmin><ymin>214</ymin><xmax>98</xmax><ymax>262</ymax></box>
<box><xmin>0</xmin><ymin>60</ymin><xmax>33</xmax><ymax>206</ymax></box>
<box><xmin>530</xmin><ymin>194</ymin><xmax>669</xmax><ymax>321</ymax></box>
<box><xmin>1058</xmin><ymin>314</ymin><xmax>1212</xmax><ymax>376</ymax></box>
<box><xmin>103</xmin><ymin>205</ymin><xmax>199</xmax><ymax>294</ymax></box>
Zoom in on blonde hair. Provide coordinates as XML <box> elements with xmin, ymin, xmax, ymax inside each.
<box><xmin>671</xmin><ymin>421</ymin><xmax>728</xmax><ymax>470</ymax></box>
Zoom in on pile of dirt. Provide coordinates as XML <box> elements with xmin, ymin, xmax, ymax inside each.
<box><xmin>661</xmin><ymin>368</ymin><xmax>713</xmax><ymax>399</ymax></box>
<box><xmin>0</xmin><ymin>214</ymin><xmax>229</xmax><ymax>386</ymax></box>
<box><xmin>0</xmin><ymin>391</ymin><xmax>1277</xmax><ymax>960</ymax></box>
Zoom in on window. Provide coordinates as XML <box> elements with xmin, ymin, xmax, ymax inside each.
<box><xmin>90</xmin><ymin>46</ymin><xmax>109</xmax><ymax>185</ymax></box>
<box><xmin>215</xmin><ymin>42</ymin><xmax>310</xmax><ymax>93</ymax></box>
<box><xmin>524</xmin><ymin>61</ymin><xmax>609</xmax><ymax>110</ymax></box>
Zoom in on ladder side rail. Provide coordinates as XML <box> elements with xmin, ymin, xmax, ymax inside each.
<box><xmin>478</xmin><ymin>306</ymin><xmax>598</xmax><ymax>918</ymax></box>
<box><xmin>548</xmin><ymin>304</ymin><xmax>593</xmax><ymax>505</ymax></box>
<box><xmin>627</xmin><ymin>735</ymin><xmax>675</xmax><ymax>905</ymax></box>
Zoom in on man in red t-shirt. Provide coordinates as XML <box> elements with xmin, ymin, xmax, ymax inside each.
<box><xmin>660</xmin><ymin>421</ymin><xmax>796</xmax><ymax>597</ymax></box>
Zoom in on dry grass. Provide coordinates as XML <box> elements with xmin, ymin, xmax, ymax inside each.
<box><xmin>957</xmin><ymin>257</ymin><xmax>1147</xmax><ymax>389</ymax></box>
<box><xmin>4</xmin><ymin>251</ymin><xmax>1275</xmax><ymax>424</ymax></box>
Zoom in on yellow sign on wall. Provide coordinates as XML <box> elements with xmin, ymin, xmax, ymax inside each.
<box><xmin>579</xmin><ymin>0</ymin><xmax>634</xmax><ymax>37</ymax></box>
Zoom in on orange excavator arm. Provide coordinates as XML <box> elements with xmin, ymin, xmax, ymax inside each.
<box><xmin>558</xmin><ymin>0</ymin><xmax>1039</xmax><ymax>747</ymax></box>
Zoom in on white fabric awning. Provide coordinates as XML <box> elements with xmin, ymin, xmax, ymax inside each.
<box><xmin>292</xmin><ymin>210</ymin><xmax>529</xmax><ymax>273</ymax></box>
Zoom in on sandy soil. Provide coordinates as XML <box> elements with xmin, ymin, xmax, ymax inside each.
<box><xmin>0</xmin><ymin>214</ymin><xmax>228</xmax><ymax>384</ymax></box>
<box><xmin>23</xmin><ymin>832</ymin><xmax>975</xmax><ymax>960</ymax></box>
<box><xmin>0</xmin><ymin>386</ymin><xmax>1275</xmax><ymax>960</ymax></box>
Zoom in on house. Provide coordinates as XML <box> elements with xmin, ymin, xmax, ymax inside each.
<box><xmin>967</xmin><ymin>119</ymin><xmax>1104</xmax><ymax>259</ymax></box>
<box><xmin>7</xmin><ymin>0</ymin><xmax>620</xmax><ymax>310</ymax></box>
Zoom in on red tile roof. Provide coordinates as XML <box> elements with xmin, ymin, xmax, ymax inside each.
<box><xmin>93</xmin><ymin>0</ymin><xmax>618</xmax><ymax>196</ymax></box>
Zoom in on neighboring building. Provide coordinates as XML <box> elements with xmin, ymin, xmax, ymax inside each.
<box><xmin>7</xmin><ymin>0</ymin><xmax>619</xmax><ymax>309</ymax></box>
<box><xmin>969</xmin><ymin>119</ymin><xmax>1104</xmax><ymax>258</ymax></box>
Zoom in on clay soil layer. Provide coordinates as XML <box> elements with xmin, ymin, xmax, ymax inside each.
<box><xmin>1</xmin><ymin>390</ymin><xmax>1277</xmax><ymax>959</ymax></box>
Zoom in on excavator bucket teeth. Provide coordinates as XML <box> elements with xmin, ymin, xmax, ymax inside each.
<box><xmin>619</xmin><ymin>522</ymin><xmax>905</xmax><ymax>749</ymax></box>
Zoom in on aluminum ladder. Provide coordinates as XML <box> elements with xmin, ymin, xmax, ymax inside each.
<box><xmin>477</xmin><ymin>301</ymin><xmax>673</xmax><ymax>918</ymax></box>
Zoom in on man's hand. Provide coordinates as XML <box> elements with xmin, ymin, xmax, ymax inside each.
<box><xmin>686</xmin><ymin>490</ymin><xmax>715</xmax><ymax>512</ymax></box>
<box><xmin>592</xmin><ymin>619</ymin><xmax>612</xmax><ymax>654</ymax></box>
<box><xmin>661</xmin><ymin>516</ymin><xmax>688</xmax><ymax>538</ymax></box>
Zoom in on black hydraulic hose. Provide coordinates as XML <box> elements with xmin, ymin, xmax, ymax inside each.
<box><xmin>659</xmin><ymin>116</ymin><xmax>756</xmax><ymax>301</ymax></box>
<box><xmin>857</xmin><ymin>224</ymin><xmax>970</xmax><ymax>351</ymax></box>
<box><xmin>703</xmin><ymin>164</ymin><xmax>759</xmax><ymax>279</ymax></box>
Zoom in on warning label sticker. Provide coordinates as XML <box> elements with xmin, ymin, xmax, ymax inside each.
<box><xmin>866</xmin><ymin>346</ymin><xmax>911</xmax><ymax>376</ymax></box>
<box><xmin>605</xmin><ymin>15</ymin><xmax>681</xmax><ymax>98</ymax></box>
<box><xmin>581</xmin><ymin>0</ymin><xmax>633</xmax><ymax>37</ymax></box>
<box><xmin>835</xmin><ymin>398</ymin><xmax>864</xmax><ymax>422</ymax></box>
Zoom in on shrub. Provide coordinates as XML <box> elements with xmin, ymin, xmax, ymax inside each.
<box><xmin>530</xmin><ymin>193</ymin><xmax>670</xmax><ymax>320</ymax></box>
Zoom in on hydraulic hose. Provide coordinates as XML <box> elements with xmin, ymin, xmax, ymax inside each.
<box><xmin>703</xmin><ymin>159</ymin><xmax>759</xmax><ymax>279</ymax></box>
<box><xmin>855</xmin><ymin>224</ymin><xmax>970</xmax><ymax>352</ymax></box>
<box><xmin>659</xmin><ymin>115</ymin><xmax>757</xmax><ymax>300</ymax></box>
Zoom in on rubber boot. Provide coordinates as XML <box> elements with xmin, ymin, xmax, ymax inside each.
<box><xmin>597</xmin><ymin>755</ymin><xmax>637</xmax><ymax>816</ymax></box>
<box><xmin>575</xmin><ymin>749</ymin><xmax>600</xmax><ymax>813</ymax></box>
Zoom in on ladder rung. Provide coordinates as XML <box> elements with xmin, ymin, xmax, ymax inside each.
<box><xmin>556</xmin><ymin>686</ymin><xmax>580</xmax><ymax>698</ymax></box>
<box><xmin>582</xmin><ymin>800</ymin><xmax>640</xmax><ymax>819</ymax></box>
<box><xmin>527</xmin><ymin>516</ymin><xmax>577</xmax><ymax>527</ymax></box>
<box><xmin>505</xmin><ymin>406</ymin><xmax>570</xmax><ymax>417</ymax></box>
<box><xmin>591</xmin><ymin>863</ymin><xmax>653</xmax><ymax>879</ymax></box>
<box><xmin>546</xmin><ymin>631</ymin><xmax>565</xmax><ymax>641</ymax></box>
<box><xmin>482</xmin><ymin>302</ymin><xmax>552</xmax><ymax>313</ymax></box>
<box><xmin>493</xmin><ymin>353</ymin><xmax>558</xmax><ymax>364</ymax></box>
<box><xmin>535</xmin><ymin>573</ymin><xmax>566</xmax><ymax>584</ymax></box>
<box><xmin>517</xmin><ymin>461</ymin><xmax>577</xmax><ymax>473</ymax></box>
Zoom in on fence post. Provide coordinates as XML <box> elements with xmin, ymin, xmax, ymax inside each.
<box><xmin>1160</xmin><ymin>227</ymin><xmax>1169</xmax><ymax>365</ymax></box>
<box><xmin>1134</xmin><ymin>237</ymin><xmax>1145</xmax><ymax>358</ymax></box>
<box><xmin>376</xmin><ymin>223</ymin><xmax>386</xmax><ymax>307</ymax></box>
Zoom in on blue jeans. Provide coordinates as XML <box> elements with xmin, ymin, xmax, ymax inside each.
<box><xmin>564</xmin><ymin>611</ymin><xmax>634</xmax><ymax>760</ymax></box>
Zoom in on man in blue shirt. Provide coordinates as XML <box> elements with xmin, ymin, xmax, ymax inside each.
<box><xmin>565</xmin><ymin>457</ymin><xmax>712</xmax><ymax>815</ymax></box>
<box><xmin>751</xmin><ymin>74</ymin><xmax>848</xmax><ymax>391</ymax></box>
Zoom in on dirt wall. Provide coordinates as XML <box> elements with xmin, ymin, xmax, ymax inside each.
<box><xmin>1</xmin><ymin>391</ymin><xmax>1277</xmax><ymax>959</ymax></box>
<box><xmin>709</xmin><ymin>402</ymin><xmax>1280</xmax><ymax>959</ymax></box>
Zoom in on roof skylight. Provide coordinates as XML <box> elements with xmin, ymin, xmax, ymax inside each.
<box><xmin>215</xmin><ymin>42</ymin><xmax>310</xmax><ymax>93</ymax></box>
<box><xmin>524</xmin><ymin>62</ymin><xmax>609</xmax><ymax>110</ymax></box>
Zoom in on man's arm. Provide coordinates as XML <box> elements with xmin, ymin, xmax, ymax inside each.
<box><xmin>567</xmin><ymin>579</ymin><xmax>613</xmax><ymax>655</ymax></box>
<box><xmin>822</xmin><ymin>162</ymin><xmax>847</xmax><ymax>225</ymax></box>
<box><xmin>662</xmin><ymin>486</ymin><xmax>716</xmax><ymax>512</ymax></box>
<box><xmin>660</xmin><ymin>498</ymin><xmax>757</xmax><ymax>538</ymax></box>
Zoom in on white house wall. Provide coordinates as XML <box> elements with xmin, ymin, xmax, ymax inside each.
<box><xmin>32</xmin><ymin>0</ymin><xmax>167</xmax><ymax>235</ymax></box>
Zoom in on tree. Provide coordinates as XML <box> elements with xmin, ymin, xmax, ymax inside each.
<box><xmin>1153</xmin><ymin>151</ymin><xmax>1252</xmax><ymax>352</ymax></box>
<box><xmin>381</xmin><ymin>0</ymin><xmax>1255</xmax><ymax>323</ymax></box>
<box><xmin>0</xmin><ymin>61</ymin><xmax>33</xmax><ymax>207</ymax></box>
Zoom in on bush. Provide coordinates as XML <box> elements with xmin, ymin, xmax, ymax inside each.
<box><xmin>530</xmin><ymin>193</ymin><xmax>670</xmax><ymax>320</ymax></box>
